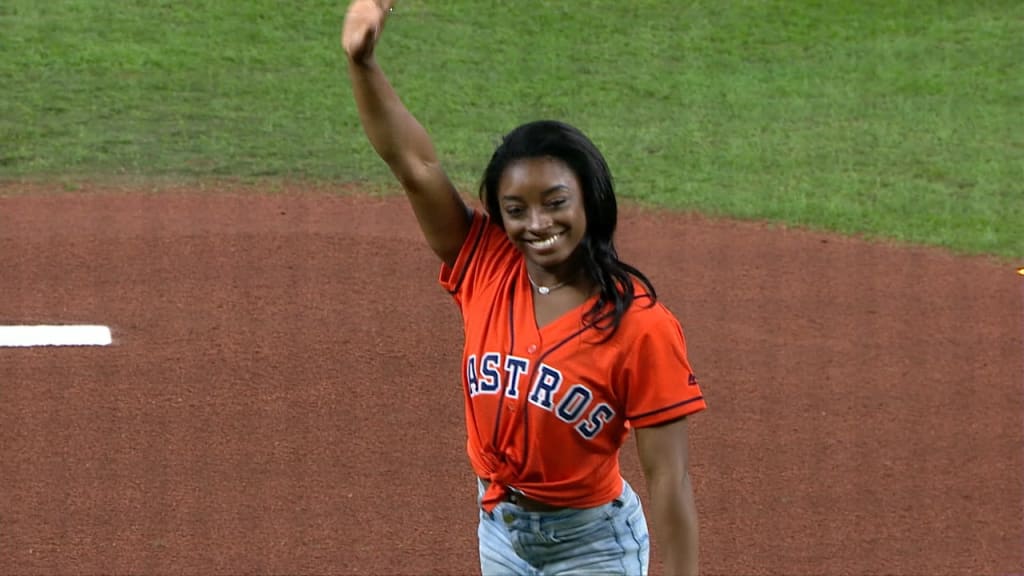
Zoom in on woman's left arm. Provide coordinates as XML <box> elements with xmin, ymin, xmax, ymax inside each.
<box><xmin>635</xmin><ymin>416</ymin><xmax>699</xmax><ymax>576</ymax></box>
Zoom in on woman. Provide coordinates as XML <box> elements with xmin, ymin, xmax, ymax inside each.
<box><xmin>342</xmin><ymin>2</ymin><xmax>706</xmax><ymax>574</ymax></box>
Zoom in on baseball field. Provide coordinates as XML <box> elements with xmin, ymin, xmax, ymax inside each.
<box><xmin>2</xmin><ymin>1</ymin><xmax>1022</xmax><ymax>575</ymax></box>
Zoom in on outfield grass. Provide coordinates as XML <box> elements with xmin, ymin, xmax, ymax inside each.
<box><xmin>1</xmin><ymin>1</ymin><xmax>1021</xmax><ymax>259</ymax></box>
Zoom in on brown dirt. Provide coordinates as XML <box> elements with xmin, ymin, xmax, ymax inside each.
<box><xmin>1</xmin><ymin>181</ymin><xmax>1021</xmax><ymax>576</ymax></box>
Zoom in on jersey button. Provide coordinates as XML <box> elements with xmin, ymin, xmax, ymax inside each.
<box><xmin>527</xmin><ymin>344</ymin><xmax>538</xmax><ymax>354</ymax></box>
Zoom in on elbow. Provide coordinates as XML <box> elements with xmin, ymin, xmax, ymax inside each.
<box><xmin>392</xmin><ymin>158</ymin><xmax>443</xmax><ymax>193</ymax></box>
<box><xmin>645</xmin><ymin>462</ymin><xmax>697</xmax><ymax>523</ymax></box>
<box><xmin>647</xmin><ymin>468</ymin><xmax>692</xmax><ymax>501</ymax></box>
<box><xmin>649</xmin><ymin>470</ymin><xmax>700</xmax><ymax>533</ymax></box>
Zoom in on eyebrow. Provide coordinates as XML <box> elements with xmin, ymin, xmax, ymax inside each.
<box><xmin>501</xmin><ymin>184</ymin><xmax>570</xmax><ymax>201</ymax></box>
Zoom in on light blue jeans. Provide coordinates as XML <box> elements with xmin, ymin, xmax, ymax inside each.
<box><xmin>476</xmin><ymin>478</ymin><xmax>650</xmax><ymax>576</ymax></box>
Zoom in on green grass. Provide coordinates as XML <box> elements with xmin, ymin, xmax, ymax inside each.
<box><xmin>2</xmin><ymin>0</ymin><xmax>1022</xmax><ymax>259</ymax></box>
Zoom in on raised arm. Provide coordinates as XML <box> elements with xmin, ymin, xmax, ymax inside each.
<box><xmin>341</xmin><ymin>0</ymin><xmax>472</xmax><ymax>267</ymax></box>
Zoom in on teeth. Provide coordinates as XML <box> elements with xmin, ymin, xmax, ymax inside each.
<box><xmin>529</xmin><ymin>234</ymin><xmax>559</xmax><ymax>248</ymax></box>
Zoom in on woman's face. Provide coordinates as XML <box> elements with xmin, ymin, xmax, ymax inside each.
<box><xmin>497</xmin><ymin>157</ymin><xmax>588</xmax><ymax>274</ymax></box>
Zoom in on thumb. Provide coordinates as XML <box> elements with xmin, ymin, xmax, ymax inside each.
<box><xmin>343</xmin><ymin>22</ymin><xmax>376</xmax><ymax>54</ymax></box>
<box><xmin>359</xmin><ymin>24</ymin><xmax>380</xmax><ymax>59</ymax></box>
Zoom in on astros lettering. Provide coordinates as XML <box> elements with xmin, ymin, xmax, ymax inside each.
<box><xmin>466</xmin><ymin>353</ymin><xmax>615</xmax><ymax>440</ymax></box>
<box><xmin>439</xmin><ymin>212</ymin><xmax>706</xmax><ymax>511</ymax></box>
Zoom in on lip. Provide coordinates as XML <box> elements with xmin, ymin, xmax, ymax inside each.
<box><xmin>524</xmin><ymin>233</ymin><xmax>562</xmax><ymax>254</ymax></box>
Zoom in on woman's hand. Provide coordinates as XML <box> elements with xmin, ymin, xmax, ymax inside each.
<box><xmin>341</xmin><ymin>0</ymin><xmax>389</xmax><ymax>64</ymax></box>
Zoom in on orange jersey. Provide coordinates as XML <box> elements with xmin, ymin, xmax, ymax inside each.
<box><xmin>440</xmin><ymin>210</ymin><xmax>706</xmax><ymax>512</ymax></box>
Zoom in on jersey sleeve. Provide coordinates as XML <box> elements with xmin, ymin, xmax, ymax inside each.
<box><xmin>438</xmin><ymin>209</ymin><xmax>516</xmax><ymax>306</ymax></box>
<box><xmin>617</xmin><ymin>305</ymin><xmax>707</xmax><ymax>428</ymax></box>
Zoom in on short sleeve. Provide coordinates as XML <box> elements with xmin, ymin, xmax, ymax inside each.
<box><xmin>617</xmin><ymin>305</ymin><xmax>706</xmax><ymax>428</ymax></box>
<box><xmin>438</xmin><ymin>209</ymin><xmax>517</xmax><ymax>305</ymax></box>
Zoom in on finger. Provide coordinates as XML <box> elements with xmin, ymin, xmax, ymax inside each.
<box><xmin>355</xmin><ymin>25</ymin><xmax>378</xmax><ymax>58</ymax></box>
<box><xmin>342</xmin><ymin>21</ymin><xmax>372</xmax><ymax>56</ymax></box>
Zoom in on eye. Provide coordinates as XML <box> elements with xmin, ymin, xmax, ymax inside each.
<box><xmin>503</xmin><ymin>205</ymin><xmax>524</xmax><ymax>218</ymax></box>
<box><xmin>546</xmin><ymin>198</ymin><xmax>567</xmax><ymax>209</ymax></box>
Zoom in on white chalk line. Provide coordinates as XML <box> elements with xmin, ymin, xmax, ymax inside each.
<box><xmin>0</xmin><ymin>325</ymin><xmax>112</xmax><ymax>347</ymax></box>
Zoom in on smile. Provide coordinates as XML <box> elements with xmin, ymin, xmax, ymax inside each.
<box><xmin>527</xmin><ymin>233</ymin><xmax>561</xmax><ymax>249</ymax></box>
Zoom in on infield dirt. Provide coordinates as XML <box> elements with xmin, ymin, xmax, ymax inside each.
<box><xmin>1</xmin><ymin>181</ymin><xmax>1020</xmax><ymax>575</ymax></box>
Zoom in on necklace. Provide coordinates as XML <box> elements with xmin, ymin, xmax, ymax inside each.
<box><xmin>527</xmin><ymin>272</ymin><xmax>570</xmax><ymax>295</ymax></box>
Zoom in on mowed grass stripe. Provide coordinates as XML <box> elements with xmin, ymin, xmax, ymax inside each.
<box><xmin>1</xmin><ymin>0</ymin><xmax>1021</xmax><ymax>258</ymax></box>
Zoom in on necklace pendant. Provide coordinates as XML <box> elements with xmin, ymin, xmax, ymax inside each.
<box><xmin>538</xmin><ymin>286</ymin><xmax>550</xmax><ymax>295</ymax></box>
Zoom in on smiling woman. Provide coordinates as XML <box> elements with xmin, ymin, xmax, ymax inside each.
<box><xmin>495</xmin><ymin>158</ymin><xmax>585</xmax><ymax>277</ymax></box>
<box><xmin>477</xmin><ymin>121</ymin><xmax>659</xmax><ymax>338</ymax></box>
<box><xmin>341</xmin><ymin>0</ymin><xmax>707</xmax><ymax>574</ymax></box>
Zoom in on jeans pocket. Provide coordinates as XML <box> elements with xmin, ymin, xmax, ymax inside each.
<box><xmin>549</xmin><ymin>519</ymin><xmax>614</xmax><ymax>545</ymax></box>
<box><xmin>546</xmin><ymin>504</ymin><xmax>617</xmax><ymax>544</ymax></box>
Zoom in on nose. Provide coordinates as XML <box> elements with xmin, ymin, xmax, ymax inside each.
<box><xmin>526</xmin><ymin>208</ymin><xmax>552</xmax><ymax>234</ymax></box>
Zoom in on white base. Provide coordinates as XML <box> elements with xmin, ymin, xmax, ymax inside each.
<box><xmin>0</xmin><ymin>325</ymin><xmax>113</xmax><ymax>347</ymax></box>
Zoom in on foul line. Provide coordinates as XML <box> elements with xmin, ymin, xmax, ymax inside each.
<box><xmin>0</xmin><ymin>325</ymin><xmax>112</xmax><ymax>347</ymax></box>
